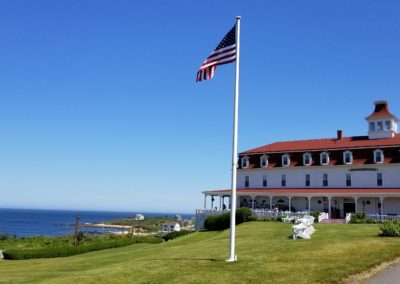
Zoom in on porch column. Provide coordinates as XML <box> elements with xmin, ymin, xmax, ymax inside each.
<box><xmin>269</xmin><ymin>196</ymin><xmax>273</xmax><ymax>210</ymax></box>
<box><xmin>210</xmin><ymin>196</ymin><xmax>214</xmax><ymax>209</ymax></box>
<box><xmin>219</xmin><ymin>196</ymin><xmax>222</xmax><ymax>209</ymax></box>
<box><xmin>251</xmin><ymin>196</ymin><xmax>255</xmax><ymax>210</ymax></box>
<box><xmin>328</xmin><ymin>197</ymin><xmax>332</xmax><ymax>218</ymax></box>
<box><xmin>288</xmin><ymin>196</ymin><xmax>292</xmax><ymax>212</ymax></box>
<box><xmin>308</xmin><ymin>196</ymin><xmax>312</xmax><ymax>213</ymax></box>
<box><xmin>204</xmin><ymin>194</ymin><xmax>207</xmax><ymax>209</ymax></box>
<box><xmin>380</xmin><ymin>197</ymin><xmax>385</xmax><ymax>216</ymax></box>
<box><xmin>354</xmin><ymin>197</ymin><xmax>358</xmax><ymax>213</ymax></box>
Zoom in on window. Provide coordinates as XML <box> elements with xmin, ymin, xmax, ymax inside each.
<box><xmin>385</xmin><ymin>120</ymin><xmax>391</xmax><ymax>130</ymax></box>
<box><xmin>305</xmin><ymin>174</ymin><xmax>310</xmax><ymax>187</ymax></box>
<box><xmin>241</xmin><ymin>157</ymin><xmax>249</xmax><ymax>168</ymax></box>
<box><xmin>260</xmin><ymin>155</ymin><xmax>268</xmax><ymax>167</ymax></box>
<box><xmin>320</xmin><ymin>152</ymin><xmax>329</xmax><ymax>165</ymax></box>
<box><xmin>262</xmin><ymin>175</ymin><xmax>267</xmax><ymax>187</ymax></box>
<box><xmin>346</xmin><ymin>173</ymin><xmax>351</xmax><ymax>187</ymax></box>
<box><xmin>374</xmin><ymin>149</ymin><xmax>384</xmax><ymax>164</ymax></box>
<box><xmin>377</xmin><ymin>173</ymin><xmax>383</xmax><ymax>186</ymax></box>
<box><xmin>245</xmin><ymin>176</ymin><xmax>249</xmax><ymax>188</ymax></box>
<box><xmin>323</xmin><ymin>173</ymin><xmax>328</xmax><ymax>187</ymax></box>
<box><xmin>281</xmin><ymin>175</ymin><xmax>286</xmax><ymax>187</ymax></box>
<box><xmin>377</xmin><ymin>121</ymin><xmax>383</xmax><ymax>131</ymax></box>
<box><xmin>343</xmin><ymin>151</ymin><xmax>353</xmax><ymax>165</ymax></box>
<box><xmin>282</xmin><ymin>154</ymin><xmax>290</xmax><ymax>167</ymax></box>
<box><xmin>369</xmin><ymin>122</ymin><xmax>375</xmax><ymax>132</ymax></box>
<box><xmin>303</xmin><ymin>153</ymin><xmax>312</xmax><ymax>166</ymax></box>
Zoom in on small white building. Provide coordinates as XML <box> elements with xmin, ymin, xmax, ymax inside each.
<box><xmin>161</xmin><ymin>222</ymin><xmax>181</xmax><ymax>233</ymax></box>
<box><xmin>134</xmin><ymin>214</ymin><xmax>144</xmax><ymax>220</ymax></box>
<box><xmin>201</xmin><ymin>101</ymin><xmax>400</xmax><ymax>220</ymax></box>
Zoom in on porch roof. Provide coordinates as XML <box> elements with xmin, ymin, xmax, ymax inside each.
<box><xmin>203</xmin><ymin>188</ymin><xmax>400</xmax><ymax>197</ymax></box>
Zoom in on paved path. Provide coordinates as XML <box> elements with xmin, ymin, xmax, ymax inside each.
<box><xmin>366</xmin><ymin>262</ymin><xmax>400</xmax><ymax>284</ymax></box>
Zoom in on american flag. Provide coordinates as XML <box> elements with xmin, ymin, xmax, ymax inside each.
<box><xmin>196</xmin><ymin>25</ymin><xmax>237</xmax><ymax>82</ymax></box>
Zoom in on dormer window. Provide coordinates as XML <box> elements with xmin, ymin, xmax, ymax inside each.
<box><xmin>303</xmin><ymin>153</ymin><xmax>312</xmax><ymax>166</ymax></box>
<box><xmin>377</xmin><ymin>121</ymin><xmax>383</xmax><ymax>131</ymax></box>
<box><xmin>282</xmin><ymin>154</ymin><xmax>290</xmax><ymax>167</ymax></box>
<box><xmin>241</xmin><ymin>157</ymin><xmax>249</xmax><ymax>168</ymax></box>
<box><xmin>385</xmin><ymin>120</ymin><xmax>392</xmax><ymax>130</ymax></box>
<box><xmin>260</xmin><ymin>155</ymin><xmax>268</xmax><ymax>168</ymax></box>
<box><xmin>369</xmin><ymin>122</ymin><xmax>375</xmax><ymax>132</ymax></box>
<box><xmin>343</xmin><ymin>151</ymin><xmax>353</xmax><ymax>165</ymax></box>
<box><xmin>320</xmin><ymin>152</ymin><xmax>329</xmax><ymax>165</ymax></box>
<box><xmin>374</xmin><ymin>149</ymin><xmax>384</xmax><ymax>164</ymax></box>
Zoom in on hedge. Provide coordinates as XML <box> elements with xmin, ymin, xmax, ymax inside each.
<box><xmin>162</xmin><ymin>230</ymin><xmax>192</xmax><ymax>241</ymax></box>
<box><xmin>3</xmin><ymin>236</ymin><xmax>161</xmax><ymax>260</ymax></box>
<box><xmin>204</xmin><ymin>208</ymin><xmax>252</xmax><ymax>231</ymax></box>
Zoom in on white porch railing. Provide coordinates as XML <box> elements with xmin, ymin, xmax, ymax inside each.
<box><xmin>345</xmin><ymin>213</ymin><xmax>352</xmax><ymax>224</ymax></box>
<box><xmin>366</xmin><ymin>214</ymin><xmax>400</xmax><ymax>222</ymax></box>
<box><xmin>318</xmin><ymin>212</ymin><xmax>329</xmax><ymax>223</ymax></box>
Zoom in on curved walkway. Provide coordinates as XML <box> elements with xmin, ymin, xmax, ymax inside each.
<box><xmin>366</xmin><ymin>262</ymin><xmax>400</xmax><ymax>284</ymax></box>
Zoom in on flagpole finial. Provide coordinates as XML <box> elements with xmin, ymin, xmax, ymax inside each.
<box><xmin>236</xmin><ymin>16</ymin><xmax>241</xmax><ymax>19</ymax></box>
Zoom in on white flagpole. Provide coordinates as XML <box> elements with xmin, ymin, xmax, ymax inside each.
<box><xmin>226</xmin><ymin>15</ymin><xmax>241</xmax><ymax>263</ymax></box>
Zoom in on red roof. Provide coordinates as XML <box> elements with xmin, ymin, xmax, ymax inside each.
<box><xmin>204</xmin><ymin>188</ymin><xmax>400</xmax><ymax>195</ymax></box>
<box><xmin>366</xmin><ymin>101</ymin><xmax>398</xmax><ymax>120</ymax></box>
<box><xmin>241</xmin><ymin>134</ymin><xmax>400</xmax><ymax>154</ymax></box>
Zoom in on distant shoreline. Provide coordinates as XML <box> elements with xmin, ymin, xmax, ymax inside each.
<box><xmin>0</xmin><ymin>208</ymin><xmax>194</xmax><ymax>238</ymax></box>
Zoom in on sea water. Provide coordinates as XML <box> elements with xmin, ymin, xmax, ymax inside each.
<box><xmin>0</xmin><ymin>208</ymin><xmax>193</xmax><ymax>237</ymax></box>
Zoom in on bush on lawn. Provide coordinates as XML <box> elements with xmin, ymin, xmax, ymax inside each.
<box><xmin>380</xmin><ymin>221</ymin><xmax>400</xmax><ymax>237</ymax></box>
<box><xmin>162</xmin><ymin>230</ymin><xmax>192</xmax><ymax>241</ymax></box>
<box><xmin>3</xmin><ymin>236</ymin><xmax>162</xmax><ymax>260</ymax></box>
<box><xmin>257</xmin><ymin>216</ymin><xmax>282</xmax><ymax>222</ymax></box>
<box><xmin>310</xmin><ymin>211</ymin><xmax>320</xmax><ymax>223</ymax></box>
<box><xmin>204</xmin><ymin>208</ymin><xmax>253</xmax><ymax>231</ymax></box>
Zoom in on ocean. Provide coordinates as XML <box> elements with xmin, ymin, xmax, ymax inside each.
<box><xmin>0</xmin><ymin>208</ymin><xmax>194</xmax><ymax>237</ymax></box>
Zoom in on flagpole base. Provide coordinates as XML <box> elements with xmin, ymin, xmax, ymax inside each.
<box><xmin>225</xmin><ymin>255</ymin><xmax>237</xmax><ymax>262</ymax></box>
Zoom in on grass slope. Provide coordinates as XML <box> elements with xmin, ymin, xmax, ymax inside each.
<box><xmin>1</xmin><ymin>222</ymin><xmax>400</xmax><ymax>283</ymax></box>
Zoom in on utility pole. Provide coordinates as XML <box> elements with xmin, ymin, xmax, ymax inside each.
<box><xmin>73</xmin><ymin>215</ymin><xmax>80</xmax><ymax>246</ymax></box>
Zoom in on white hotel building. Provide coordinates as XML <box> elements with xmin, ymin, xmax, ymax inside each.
<box><xmin>202</xmin><ymin>101</ymin><xmax>400</xmax><ymax>219</ymax></box>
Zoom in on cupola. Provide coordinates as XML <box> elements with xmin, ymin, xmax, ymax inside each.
<box><xmin>365</xmin><ymin>101</ymin><xmax>398</xmax><ymax>139</ymax></box>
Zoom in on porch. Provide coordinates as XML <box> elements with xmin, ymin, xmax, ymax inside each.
<box><xmin>202</xmin><ymin>188</ymin><xmax>400</xmax><ymax>218</ymax></box>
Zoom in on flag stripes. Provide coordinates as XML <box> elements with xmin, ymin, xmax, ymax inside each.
<box><xmin>196</xmin><ymin>25</ymin><xmax>237</xmax><ymax>82</ymax></box>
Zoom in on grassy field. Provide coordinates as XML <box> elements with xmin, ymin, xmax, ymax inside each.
<box><xmin>1</xmin><ymin>222</ymin><xmax>400</xmax><ymax>283</ymax></box>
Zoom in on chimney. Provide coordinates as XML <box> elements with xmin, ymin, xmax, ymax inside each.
<box><xmin>337</xmin><ymin>130</ymin><xmax>343</xmax><ymax>140</ymax></box>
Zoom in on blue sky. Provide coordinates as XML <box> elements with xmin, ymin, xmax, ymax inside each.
<box><xmin>1</xmin><ymin>1</ymin><xmax>400</xmax><ymax>213</ymax></box>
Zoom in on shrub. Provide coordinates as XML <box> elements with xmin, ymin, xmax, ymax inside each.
<box><xmin>162</xmin><ymin>230</ymin><xmax>192</xmax><ymax>241</ymax></box>
<box><xmin>352</xmin><ymin>212</ymin><xmax>366</xmax><ymax>220</ymax></box>
<box><xmin>258</xmin><ymin>217</ymin><xmax>281</xmax><ymax>222</ymax></box>
<box><xmin>276</xmin><ymin>215</ymin><xmax>287</xmax><ymax>223</ymax></box>
<box><xmin>310</xmin><ymin>211</ymin><xmax>320</xmax><ymax>223</ymax></box>
<box><xmin>0</xmin><ymin>232</ymin><xmax>10</xmax><ymax>241</ymax></box>
<box><xmin>204</xmin><ymin>213</ymin><xmax>230</xmax><ymax>231</ymax></box>
<box><xmin>3</xmin><ymin>236</ymin><xmax>162</xmax><ymax>260</ymax></box>
<box><xmin>380</xmin><ymin>221</ymin><xmax>400</xmax><ymax>237</ymax></box>
<box><xmin>236</xmin><ymin>208</ymin><xmax>252</xmax><ymax>223</ymax></box>
<box><xmin>204</xmin><ymin>208</ymin><xmax>253</xmax><ymax>231</ymax></box>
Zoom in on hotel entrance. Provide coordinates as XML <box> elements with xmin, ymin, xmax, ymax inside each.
<box><xmin>343</xmin><ymin>202</ymin><xmax>356</xmax><ymax>214</ymax></box>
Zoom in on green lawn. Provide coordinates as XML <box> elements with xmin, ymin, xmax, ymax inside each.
<box><xmin>1</xmin><ymin>222</ymin><xmax>400</xmax><ymax>283</ymax></box>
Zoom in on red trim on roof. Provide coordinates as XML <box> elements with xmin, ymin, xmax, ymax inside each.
<box><xmin>241</xmin><ymin>135</ymin><xmax>400</xmax><ymax>154</ymax></box>
<box><xmin>204</xmin><ymin>188</ymin><xmax>400</xmax><ymax>194</ymax></box>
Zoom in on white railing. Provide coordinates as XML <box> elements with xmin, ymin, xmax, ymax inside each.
<box><xmin>318</xmin><ymin>212</ymin><xmax>329</xmax><ymax>223</ymax></box>
<box><xmin>366</xmin><ymin>214</ymin><xmax>400</xmax><ymax>222</ymax></box>
<box><xmin>345</xmin><ymin>213</ymin><xmax>352</xmax><ymax>224</ymax></box>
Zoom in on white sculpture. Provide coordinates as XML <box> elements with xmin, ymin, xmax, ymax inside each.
<box><xmin>292</xmin><ymin>215</ymin><xmax>315</xmax><ymax>239</ymax></box>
